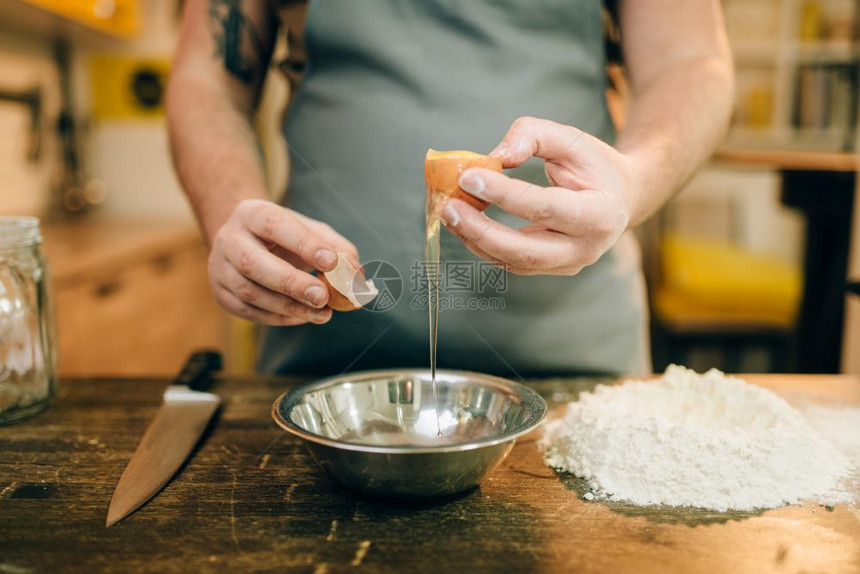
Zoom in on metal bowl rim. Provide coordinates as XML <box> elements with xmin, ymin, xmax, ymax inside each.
<box><xmin>270</xmin><ymin>368</ymin><xmax>547</xmax><ymax>454</ymax></box>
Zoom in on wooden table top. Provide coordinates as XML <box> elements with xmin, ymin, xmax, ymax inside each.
<box><xmin>1</xmin><ymin>374</ymin><xmax>858</xmax><ymax>573</ymax></box>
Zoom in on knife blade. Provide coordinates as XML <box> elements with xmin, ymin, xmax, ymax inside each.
<box><xmin>106</xmin><ymin>350</ymin><xmax>223</xmax><ymax>527</ymax></box>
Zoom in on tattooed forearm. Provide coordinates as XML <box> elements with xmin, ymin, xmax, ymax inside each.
<box><xmin>208</xmin><ymin>0</ymin><xmax>266</xmax><ymax>85</ymax></box>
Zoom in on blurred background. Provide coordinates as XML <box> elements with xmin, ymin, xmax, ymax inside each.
<box><xmin>0</xmin><ymin>0</ymin><xmax>857</xmax><ymax>377</ymax></box>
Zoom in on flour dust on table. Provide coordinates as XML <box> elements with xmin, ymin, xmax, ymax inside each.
<box><xmin>540</xmin><ymin>365</ymin><xmax>855</xmax><ymax>512</ymax></box>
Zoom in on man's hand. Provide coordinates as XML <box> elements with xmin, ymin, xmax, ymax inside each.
<box><xmin>441</xmin><ymin>117</ymin><xmax>638</xmax><ymax>275</ymax></box>
<box><xmin>441</xmin><ymin>0</ymin><xmax>734</xmax><ymax>275</ymax></box>
<box><xmin>209</xmin><ymin>199</ymin><xmax>360</xmax><ymax>325</ymax></box>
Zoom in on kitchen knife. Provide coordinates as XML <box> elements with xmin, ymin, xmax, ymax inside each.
<box><xmin>106</xmin><ymin>350</ymin><xmax>223</xmax><ymax>527</ymax></box>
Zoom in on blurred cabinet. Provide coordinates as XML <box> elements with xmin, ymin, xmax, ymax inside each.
<box><xmin>0</xmin><ymin>0</ymin><xmax>138</xmax><ymax>44</ymax></box>
<box><xmin>43</xmin><ymin>222</ymin><xmax>228</xmax><ymax>376</ymax></box>
<box><xmin>23</xmin><ymin>0</ymin><xmax>138</xmax><ymax>37</ymax></box>
<box><xmin>846</xmin><ymin>292</ymin><xmax>860</xmax><ymax>374</ymax></box>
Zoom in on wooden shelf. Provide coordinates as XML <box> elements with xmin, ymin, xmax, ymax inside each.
<box><xmin>725</xmin><ymin>126</ymin><xmax>855</xmax><ymax>154</ymax></box>
<box><xmin>726</xmin><ymin>0</ymin><xmax>859</xmax><ymax>153</ymax></box>
<box><xmin>792</xmin><ymin>40</ymin><xmax>860</xmax><ymax>63</ymax></box>
<box><xmin>714</xmin><ymin>147</ymin><xmax>859</xmax><ymax>172</ymax></box>
<box><xmin>732</xmin><ymin>41</ymin><xmax>780</xmax><ymax>65</ymax></box>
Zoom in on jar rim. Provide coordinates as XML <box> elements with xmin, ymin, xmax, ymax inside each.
<box><xmin>0</xmin><ymin>216</ymin><xmax>42</xmax><ymax>249</ymax></box>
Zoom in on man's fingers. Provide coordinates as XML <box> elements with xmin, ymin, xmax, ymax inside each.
<box><xmin>215</xmin><ymin>289</ymin><xmax>310</xmax><ymax>327</ymax></box>
<box><xmin>242</xmin><ymin>201</ymin><xmax>339</xmax><ymax>272</ymax></box>
<box><xmin>458</xmin><ymin>169</ymin><xmax>629</xmax><ymax>239</ymax></box>
<box><xmin>294</xmin><ymin>212</ymin><xmax>362</xmax><ymax>268</ymax></box>
<box><xmin>457</xmin><ymin>169</ymin><xmax>584</xmax><ymax>235</ymax></box>
<box><xmin>208</xmin><ymin>199</ymin><xmax>370</xmax><ymax>325</ymax></box>
<box><xmin>490</xmin><ymin>116</ymin><xmax>585</xmax><ymax>167</ymax></box>
<box><xmin>219</xmin><ymin>265</ymin><xmax>332</xmax><ymax>324</ymax></box>
<box><xmin>448</xmin><ymin>233</ymin><xmax>507</xmax><ymax>268</ymax></box>
<box><xmin>222</xmin><ymin>235</ymin><xmax>330</xmax><ymax>309</ymax></box>
<box><xmin>442</xmin><ymin>198</ymin><xmax>573</xmax><ymax>271</ymax></box>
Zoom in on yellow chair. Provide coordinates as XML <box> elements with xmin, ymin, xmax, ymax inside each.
<box><xmin>651</xmin><ymin>233</ymin><xmax>802</xmax><ymax>372</ymax></box>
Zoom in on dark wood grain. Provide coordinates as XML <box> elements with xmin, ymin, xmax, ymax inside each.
<box><xmin>0</xmin><ymin>375</ymin><xmax>858</xmax><ymax>573</ymax></box>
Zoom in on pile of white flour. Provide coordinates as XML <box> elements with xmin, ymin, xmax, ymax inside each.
<box><xmin>540</xmin><ymin>365</ymin><xmax>854</xmax><ymax>511</ymax></box>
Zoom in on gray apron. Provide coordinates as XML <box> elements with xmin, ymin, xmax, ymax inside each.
<box><xmin>259</xmin><ymin>0</ymin><xmax>649</xmax><ymax>377</ymax></box>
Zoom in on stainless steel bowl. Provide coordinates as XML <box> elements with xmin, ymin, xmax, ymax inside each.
<box><xmin>272</xmin><ymin>369</ymin><xmax>547</xmax><ymax>498</ymax></box>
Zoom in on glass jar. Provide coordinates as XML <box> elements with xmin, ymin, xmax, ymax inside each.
<box><xmin>0</xmin><ymin>217</ymin><xmax>57</xmax><ymax>424</ymax></box>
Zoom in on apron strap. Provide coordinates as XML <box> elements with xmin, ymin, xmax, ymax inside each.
<box><xmin>277</xmin><ymin>0</ymin><xmax>310</xmax><ymax>104</ymax></box>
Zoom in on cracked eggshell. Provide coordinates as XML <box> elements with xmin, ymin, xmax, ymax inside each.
<box><xmin>424</xmin><ymin>149</ymin><xmax>503</xmax><ymax>211</ymax></box>
<box><xmin>321</xmin><ymin>253</ymin><xmax>378</xmax><ymax>312</ymax></box>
